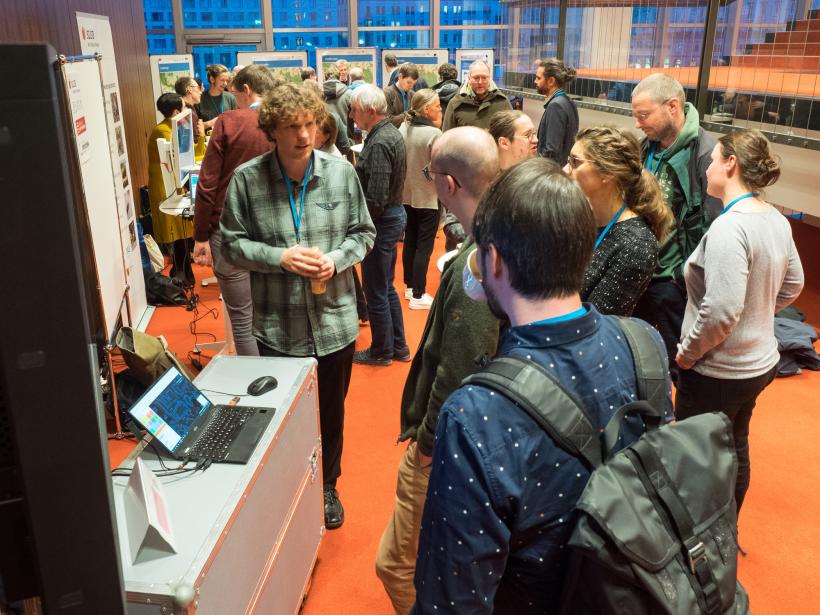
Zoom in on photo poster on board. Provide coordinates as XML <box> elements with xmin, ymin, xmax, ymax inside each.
<box><xmin>77</xmin><ymin>12</ymin><xmax>148</xmax><ymax>331</ymax></box>
<box><xmin>236</xmin><ymin>51</ymin><xmax>308</xmax><ymax>85</ymax></box>
<box><xmin>61</xmin><ymin>59</ymin><xmax>128</xmax><ymax>342</ymax></box>
<box><xmin>316</xmin><ymin>48</ymin><xmax>377</xmax><ymax>85</ymax></box>
<box><xmin>150</xmin><ymin>55</ymin><xmax>194</xmax><ymax>123</ymax></box>
<box><xmin>456</xmin><ymin>49</ymin><xmax>495</xmax><ymax>83</ymax></box>
<box><xmin>380</xmin><ymin>49</ymin><xmax>449</xmax><ymax>88</ymax></box>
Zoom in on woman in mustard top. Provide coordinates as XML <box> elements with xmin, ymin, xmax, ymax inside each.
<box><xmin>147</xmin><ymin>93</ymin><xmax>194</xmax><ymax>285</ymax></box>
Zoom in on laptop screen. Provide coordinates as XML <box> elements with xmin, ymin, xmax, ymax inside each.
<box><xmin>128</xmin><ymin>366</ymin><xmax>212</xmax><ymax>452</ymax></box>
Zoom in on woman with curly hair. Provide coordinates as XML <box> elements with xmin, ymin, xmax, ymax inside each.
<box><xmin>565</xmin><ymin>125</ymin><xmax>673</xmax><ymax>316</ymax></box>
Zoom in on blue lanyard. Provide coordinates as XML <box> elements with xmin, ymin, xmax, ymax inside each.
<box><xmin>547</xmin><ymin>90</ymin><xmax>566</xmax><ymax>105</ymax></box>
<box><xmin>400</xmin><ymin>87</ymin><xmax>409</xmax><ymax>111</ymax></box>
<box><xmin>645</xmin><ymin>144</ymin><xmax>665</xmax><ymax>176</ymax></box>
<box><xmin>276</xmin><ymin>152</ymin><xmax>313</xmax><ymax>245</ymax></box>
<box><xmin>529</xmin><ymin>306</ymin><xmax>587</xmax><ymax>326</ymax></box>
<box><xmin>249</xmin><ymin>101</ymin><xmax>261</xmax><ymax>109</ymax></box>
<box><xmin>721</xmin><ymin>192</ymin><xmax>757</xmax><ymax>215</ymax></box>
<box><xmin>595</xmin><ymin>204</ymin><xmax>627</xmax><ymax>250</ymax></box>
<box><xmin>210</xmin><ymin>92</ymin><xmax>224</xmax><ymax>115</ymax></box>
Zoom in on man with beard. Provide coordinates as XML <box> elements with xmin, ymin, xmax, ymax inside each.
<box><xmin>410</xmin><ymin>159</ymin><xmax>670</xmax><ymax>614</ymax></box>
<box><xmin>534</xmin><ymin>58</ymin><xmax>579</xmax><ymax>165</ymax></box>
<box><xmin>630</xmin><ymin>73</ymin><xmax>721</xmax><ymax>381</ymax></box>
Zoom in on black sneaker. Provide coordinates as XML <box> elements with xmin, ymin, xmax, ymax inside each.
<box><xmin>323</xmin><ymin>486</ymin><xmax>344</xmax><ymax>529</ymax></box>
<box><xmin>393</xmin><ymin>347</ymin><xmax>412</xmax><ymax>362</ymax></box>
<box><xmin>352</xmin><ymin>348</ymin><xmax>392</xmax><ymax>366</ymax></box>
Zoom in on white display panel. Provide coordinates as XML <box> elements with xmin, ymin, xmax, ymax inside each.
<box><xmin>455</xmin><ymin>48</ymin><xmax>495</xmax><ymax>83</ymax></box>
<box><xmin>236</xmin><ymin>51</ymin><xmax>308</xmax><ymax>84</ymax></box>
<box><xmin>77</xmin><ymin>12</ymin><xmax>148</xmax><ymax>333</ymax></box>
<box><xmin>149</xmin><ymin>54</ymin><xmax>195</xmax><ymax>123</ymax></box>
<box><xmin>316</xmin><ymin>48</ymin><xmax>377</xmax><ymax>84</ymax></box>
<box><xmin>380</xmin><ymin>49</ymin><xmax>449</xmax><ymax>87</ymax></box>
<box><xmin>61</xmin><ymin>58</ymin><xmax>128</xmax><ymax>341</ymax></box>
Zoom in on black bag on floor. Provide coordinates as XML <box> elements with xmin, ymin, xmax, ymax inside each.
<box><xmin>463</xmin><ymin>317</ymin><xmax>749</xmax><ymax>615</ymax></box>
<box><xmin>145</xmin><ymin>271</ymin><xmax>187</xmax><ymax>306</ymax></box>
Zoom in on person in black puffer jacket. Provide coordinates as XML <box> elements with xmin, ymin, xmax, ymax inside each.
<box><xmin>431</xmin><ymin>63</ymin><xmax>460</xmax><ymax>116</ymax></box>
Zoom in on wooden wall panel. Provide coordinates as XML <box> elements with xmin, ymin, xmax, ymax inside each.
<box><xmin>0</xmin><ymin>0</ymin><xmax>155</xmax><ymax>198</ymax></box>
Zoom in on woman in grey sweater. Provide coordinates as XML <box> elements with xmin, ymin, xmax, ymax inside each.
<box><xmin>675</xmin><ymin>129</ymin><xmax>804</xmax><ymax>513</ymax></box>
<box><xmin>399</xmin><ymin>89</ymin><xmax>443</xmax><ymax>310</ymax></box>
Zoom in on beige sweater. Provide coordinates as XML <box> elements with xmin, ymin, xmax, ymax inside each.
<box><xmin>398</xmin><ymin>118</ymin><xmax>441</xmax><ymax>210</ymax></box>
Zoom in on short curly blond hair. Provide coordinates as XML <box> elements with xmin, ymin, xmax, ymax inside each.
<box><xmin>257</xmin><ymin>82</ymin><xmax>327</xmax><ymax>136</ymax></box>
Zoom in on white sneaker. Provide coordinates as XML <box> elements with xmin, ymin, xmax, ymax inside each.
<box><xmin>404</xmin><ymin>288</ymin><xmax>413</xmax><ymax>300</ymax></box>
<box><xmin>409</xmin><ymin>293</ymin><xmax>434</xmax><ymax>310</ymax></box>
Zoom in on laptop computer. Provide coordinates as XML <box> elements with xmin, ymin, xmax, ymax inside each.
<box><xmin>127</xmin><ymin>365</ymin><xmax>276</xmax><ymax>464</ymax></box>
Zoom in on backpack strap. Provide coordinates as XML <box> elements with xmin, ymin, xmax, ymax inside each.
<box><xmin>613</xmin><ymin>317</ymin><xmax>667</xmax><ymax>415</ymax></box>
<box><xmin>627</xmin><ymin>442</ymin><xmax>724</xmax><ymax>614</ymax></box>
<box><xmin>462</xmin><ymin>356</ymin><xmax>603</xmax><ymax>469</ymax></box>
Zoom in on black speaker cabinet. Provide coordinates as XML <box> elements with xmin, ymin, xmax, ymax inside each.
<box><xmin>0</xmin><ymin>43</ymin><xmax>126</xmax><ymax>613</ymax></box>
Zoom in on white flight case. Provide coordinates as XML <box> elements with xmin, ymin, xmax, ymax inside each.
<box><xmin>111</xmin><ymin>356</ymin><xmax>324</xmax><ymax>614</ymax></box>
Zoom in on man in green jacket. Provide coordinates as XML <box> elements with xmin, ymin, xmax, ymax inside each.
<box><xmin>441</xmin><ymin>60</ymin><xmax>512</xmax><ymax>131</ymax></box>
<box><xmin>630</xmin><ymin>73</ymin><xmax>721</xmax><ymax>380</ymax></box>
<box><xmin>375</xmin><ymin>127</ymin><xmax>501</xmax><ymax>614</ymax></box>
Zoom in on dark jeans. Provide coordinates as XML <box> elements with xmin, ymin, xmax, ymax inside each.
<box><xmin>632</xmin><ymin>278</ymin><xmax>687</xmax><ymax>382</ymax></box>
<box><xmin>258</xmin><ymin>341</ymin><xmax>355</xmax><ymax>488</ymax></box>
<box><xmin>402</xmin><ymin>205</ymin><xmax>439</xmax><ymax>297</ymax></box>
<box><xmin>362</xmin><ymin>206</ymin><xmax>407</xmax><ymax>358</ymax></box>
<box><xmin>675</xmin><ymin>365</ymin><xmax>777</xmax><ymax>513</ymax></box>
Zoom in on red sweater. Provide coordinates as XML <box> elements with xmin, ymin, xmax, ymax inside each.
<box><xmin>193</xmin><ymin>108</ymin><xmax>272</xmax><ymax>241</ymax></box>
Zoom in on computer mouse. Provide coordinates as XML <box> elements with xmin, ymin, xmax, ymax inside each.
<box><xmin>247</xmin><ymin>375</ymin><xmax>278</xmax><ymax>396</ymax></box>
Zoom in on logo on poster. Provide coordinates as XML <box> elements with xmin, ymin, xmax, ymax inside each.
<box><xmin>82</xmin><ymin>27</ymin><xmax>96</xmax><ymax>41</ymax></box>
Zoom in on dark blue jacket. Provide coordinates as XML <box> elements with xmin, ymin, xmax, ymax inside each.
<box><xmin>537</xmin><ymin>92</ymin><xmax>578</xmax><ymax>165</ymax></box>
<box><xmin>411</xmin><ymin>306</ymin><xmax>672</xmax><ymax>614</ymax></box>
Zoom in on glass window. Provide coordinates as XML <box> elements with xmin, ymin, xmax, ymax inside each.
<box><xmin>182</xmin><ymin>0</ymin><xmax>262</xmax><ymax>29</ymax></box>
<box><xmin>147</xmin><ymin>33</ymin><xmax>176</xmax><ymax>55</ymax></box>
<box><xmin>440</xmin><ymin>1</ymin><xmax>506</xmax><ymax>26</ymax></box>
<box><xmin>358</xmin><ymin>30</ymin><xmax>430</xmax><ymax>49</ymax></box>
<box><xmin>519</xmin><ymin>5</ymin><xmax>559</xmax><ymax>26</ymax></box>
<box><xmin>271</xmin><ymin>0</ymin><xmax>348</xmax><ymax>28</ymax></box>
<box><xmin>273</xmin><ymin>32</ymin><xmax>349</xmax><ymax>68</ymax></box>
<box><xmin>358</xmin><ymin>1</ymin><xmax>430</xmax><ymax>27</ymax></box>
<box><xmin>192</xmin><ymin>44</ymin><xmax>256</xmax><ymax>80</ymax></box>
<box><xmin>144</xmin><ymin>0</ymin><xmax>174</xmax><ymax>30</ymax></box>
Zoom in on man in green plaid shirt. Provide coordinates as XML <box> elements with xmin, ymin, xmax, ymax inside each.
<box><xmin>221</xmin><ymin>83</ymin><xmax>375</xmax><ymax>529</ymax></box>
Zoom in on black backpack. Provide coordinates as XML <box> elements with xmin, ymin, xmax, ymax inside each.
<box><xmin>463</xmin><ymin>317</ymin><xmax>749</xmax><ymax>615</ymax></box>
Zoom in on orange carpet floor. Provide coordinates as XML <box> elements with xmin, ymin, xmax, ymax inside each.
<box><xmin>111</xmin><ymin>231</ymin><xmax>820</xmax><ymax>614</ymax></box>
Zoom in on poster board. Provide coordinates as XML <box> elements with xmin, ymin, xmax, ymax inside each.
<box><xmin>455</xmin><ymin>49</ymin><xmax>494</xmax><ymax>83</ymax></box>
<box><xmin>149</xmin><ymin>54</ymin><xmax>194</xmax><ymax>123</ymax></box>
<box><xmin>60</xmin><ymin>57</ymin><xmax>127</xmax><ymax>341</ymax></box>
<box><xmin>236</xmin><ymin>51</ymin><xmax>308</xmax><ymax>84</ymax></box>
<box><xmin>380</xmin><ymin>49</ymin><xmax>449</xmax><ymax>88</ymax></box>
<box><xmin>316</xmin><ymin>48</ymin><xmax>377</xmax><ymax>84</ymax></box>
<box><xmin>77</xmin><ymin>12</ymin><xmax>148</xmax><ymax>332</ymax></box>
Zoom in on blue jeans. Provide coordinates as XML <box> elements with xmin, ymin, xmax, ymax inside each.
<box><xmin>361</xmin><ymin>206</ymin><xmax>407</xmax><ymax>358</ymax></box>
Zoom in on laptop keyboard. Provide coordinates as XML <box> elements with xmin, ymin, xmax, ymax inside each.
<box><xmin>187</xmin><ymin>406</ymin><xmax>258</xmax><ymax>461</ymax></box>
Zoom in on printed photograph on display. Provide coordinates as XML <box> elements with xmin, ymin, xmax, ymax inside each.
<box><xmin>317</xmin><ymin>49</ymin><xmax>376</xmax><ymax>84</ymax></box>
<box><xmin>236</xmin><ymin>53</ymin><xmax>310</xmax><ymax>85</ymax></box>
<box><xmin>110</xmin><ymin>91</ymin><xmax>121</xmax><ymax>123</ymax></box>
<box><xmin>120</xmin><ymin>161</ymin><xmax>129</xmax><ymax>189</ymax></box>
<box><xmin>158</xmin><ymin>62</ymin><xmax>191</xmax><ymax>92</ymax></box>
<box><xmin>115</xmin><ymin>125</ymin><xmax>124</xmax><ymax>156</ymax></box>
<box><xmin>381</xmin><ymin>50</ymin><xmax>448</xmax><ymax>88</ymax></box>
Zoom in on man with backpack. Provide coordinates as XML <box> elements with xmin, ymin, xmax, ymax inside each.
<box><xmin>410</xmin><ymin>159</ymin><xmax>673</xmax><ymax>614</ymax></box>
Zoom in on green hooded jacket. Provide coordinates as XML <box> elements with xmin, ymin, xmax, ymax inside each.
<box><xmin>441</xmin><ymin>80</ymin><xmax>512</xmax><ymax>131</ymax></box>
<box><xmin>641</xmin><ymin>103</ymin><xmax>721</xmax><ymax>280</ymax></box>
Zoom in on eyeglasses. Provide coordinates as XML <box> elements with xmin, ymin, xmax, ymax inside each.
<box><xmin>513</xmin><ymin>130</ymin><xmax>537</xmax><ymax>141</ymax></box>
<box><xmin>567</xmin><ymin>154</ymin><xmax>589</xmax><ymax>170</ymax></box>
<box><xmin>423</xmin><ymin>164</ymin><xmax>462</xmax><ymax>189</ymax></box>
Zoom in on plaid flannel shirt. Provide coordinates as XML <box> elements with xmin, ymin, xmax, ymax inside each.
<box><xmin>220</xmin><ymin>149</ymin><xmax>375</xmax><ymax>357</ymax></box>
<box><xmin>355</xmin><ymin>118</ymin><xmax>407</xmax><ymax>220</ymax></box>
